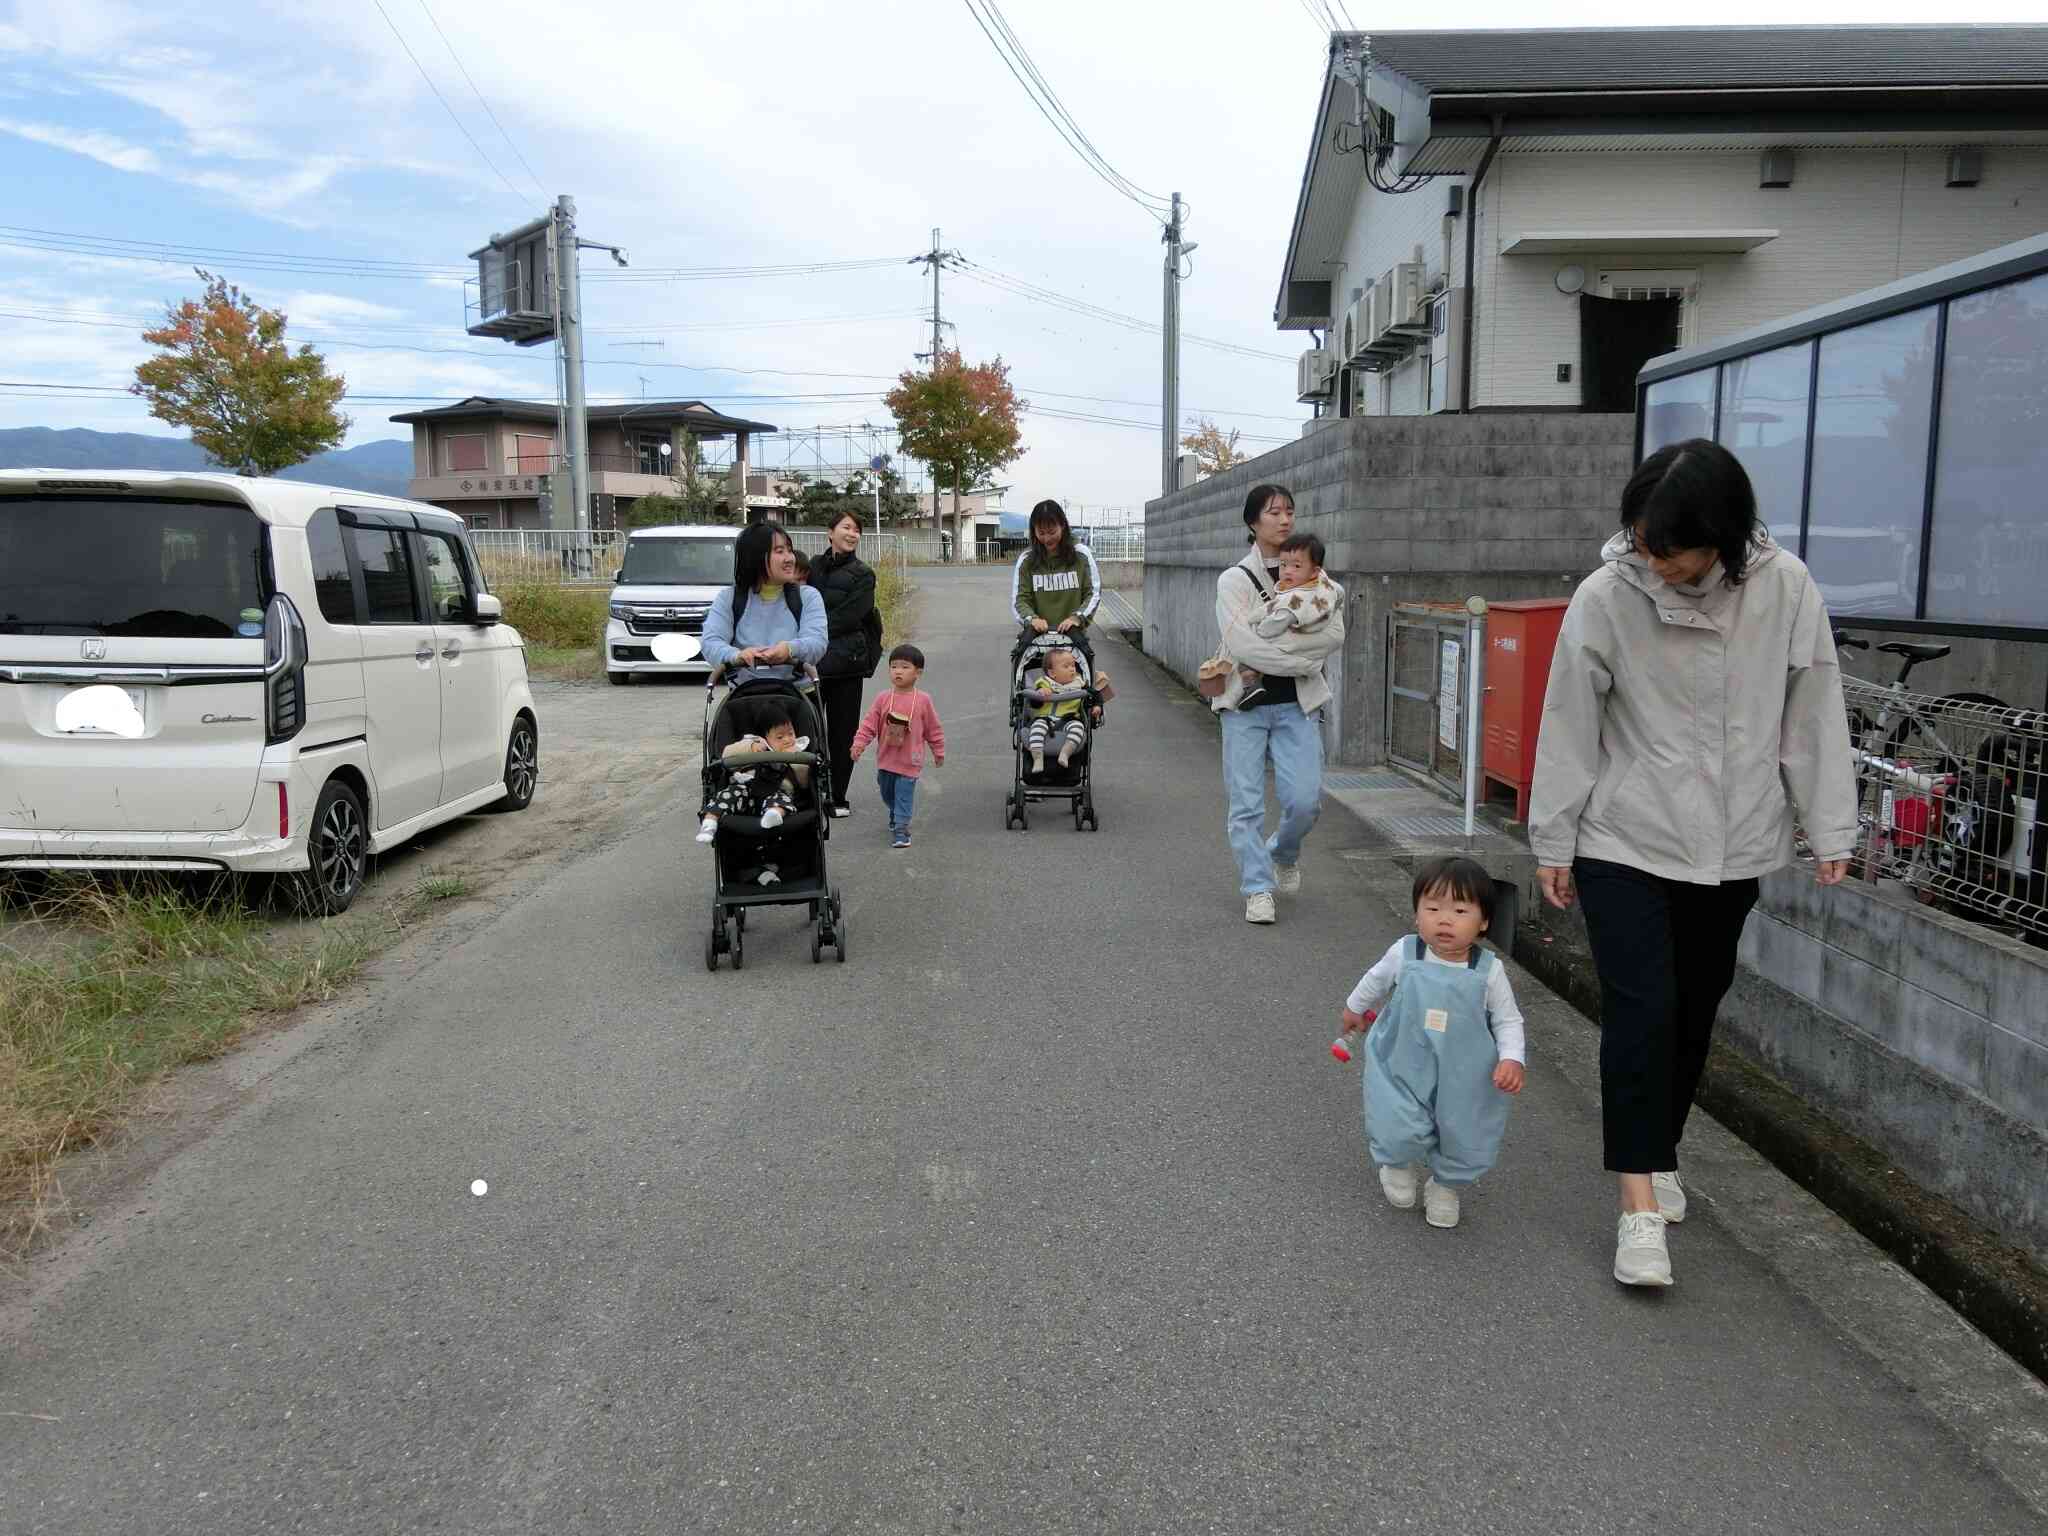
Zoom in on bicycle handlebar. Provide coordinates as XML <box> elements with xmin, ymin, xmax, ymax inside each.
<box><xmin>1831</xmin><ymin>628</ymin><xmax>1869</xmax><ymax>652</ymax></box>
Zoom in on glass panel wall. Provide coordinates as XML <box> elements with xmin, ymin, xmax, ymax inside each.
<box><xmin>1804</xmin><ymin>308</ymin><xmax>1938</xmax><ymax>618</ymax></box>
<box><xmin>1927</xmin><ymin>271</ymin><xmax>2048</xmax><ymax>627</ymax></box>
<box><xmin>1641</xmin><ymin>370</ymin><xmax>1715</xmax><ymax>455</ymax></box>
<box><xmin>1715</xmin><ymin>341</ymin><xmax>1812</xmax><ymax>548</ymax></box>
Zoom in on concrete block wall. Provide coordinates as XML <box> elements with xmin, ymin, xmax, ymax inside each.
<box><xmin>1734</xmin><ymin>871</ymin><xmax>2048</xmax><ymax>1260</ymax></box>
<box><xmin>1145</xmin><ymin>412</ymin><xmax>1634</xmax><ymax>764</ymax></box>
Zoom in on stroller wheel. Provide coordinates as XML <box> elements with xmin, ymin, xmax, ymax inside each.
<box><xmin>704</xmin><ymin>930</ymin><xmax>719</xmax><ymax>972</ymax></box>
<box><xmin>1072</xmin><ymin>801</ymin><xmax>1084</xmax><ymax>831</ymax></box>
<box><xmin>835</xmin><ymin>925</ymin><xmax>848</xmax><ymax>963</ymax></box>
<box><xmin>731</xmin><ymin>927</ymin><xmax>745</xmax><ymax>970</ymax></box>
<box><xmin>735</xmin><ymin>907</ymin><xmax>747</xmax><ymax>933</ymax></box>
<box><xmin>811</xmin><ymin>927</ymin><xmax>823</xmax><ymax>964</ymax></box>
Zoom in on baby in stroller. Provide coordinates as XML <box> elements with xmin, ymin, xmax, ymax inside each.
<box><xmin>1024</xmin><ymin>646</ymin><xmax>1100</xmax><ymax>775</ymax></box>
<box><xmin>697</xmin><ymin>702</ymin><xmax>812</xmax><ymax>843</ymax></box>
<box><xmin>1006</xmin><ymin>630</ymin><xmax>1107</xmax><ymax>832</ymax></box>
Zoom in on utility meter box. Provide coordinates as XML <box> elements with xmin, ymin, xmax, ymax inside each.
<box><xmin>1481</xmin><ymin>597</ymin><xmax>1572</xmax><ymax>823</ymax></box>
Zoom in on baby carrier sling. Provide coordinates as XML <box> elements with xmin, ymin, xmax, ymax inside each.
<box><xmin>1363</xmin><ymin>938</ymin><xmax>1509</xmax><ymax>1187</ymax></box>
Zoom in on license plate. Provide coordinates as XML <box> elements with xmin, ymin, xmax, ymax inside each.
<box><xmin>55</xmin><ymin>685</ymin><xmax>147</xmax><ymax>735</ymax></box>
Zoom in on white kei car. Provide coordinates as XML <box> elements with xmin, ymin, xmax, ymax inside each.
<box><xmin>604</xmin><ymin>524</ymin><xmax>741</xmax><ymax>683</ymax></box>
<box><xmin>0</xmin><ymin>470</ymin><xmax>539</xmax><ymax>914</ymax></box>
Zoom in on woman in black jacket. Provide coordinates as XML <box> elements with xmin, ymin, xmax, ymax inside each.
<box><xmin>812</xmin><ymin>510</ymin><xmax>880</xmax><ymax>816</ymax></box>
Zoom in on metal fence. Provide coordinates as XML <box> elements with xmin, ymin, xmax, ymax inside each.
<box><xmin>1842</xmin><ymin>676</ymin><xmax>2048</xmax><ymax>941</ymax></box>
<box><xmin>469</xmin><ymin>529</ymin><xmax>623</xmax><ymax>587</ymax></box>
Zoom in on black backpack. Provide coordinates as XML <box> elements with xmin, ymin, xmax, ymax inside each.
<box><xmin>861</xmin><ymin>604</ymin><xmax>885</xmax><ymax>677</ymax></box>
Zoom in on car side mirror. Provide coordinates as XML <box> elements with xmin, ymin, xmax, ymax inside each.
<box><xmin>612</xmin><ymin>570</ymin><xmax>623</xmax><ymax>583</ymax></box>
<box><xmin>471</xmin><ymin>592</ymin><xmax>504</xmax><ymax>626</ymax></box>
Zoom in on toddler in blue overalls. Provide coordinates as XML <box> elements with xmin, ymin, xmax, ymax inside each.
<box><xmin>1339</xmin><ymin>856</ymin><xmax>1527</xmax><ymax>1229</ymax></box>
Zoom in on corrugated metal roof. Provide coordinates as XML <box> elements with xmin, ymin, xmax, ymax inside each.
<box><xmin>1350</xmin><ymin>25</ymin><xmax>2048</xmax><ymax>93</ymax></box>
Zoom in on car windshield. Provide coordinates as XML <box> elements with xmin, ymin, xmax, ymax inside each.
<box><xmin>0</xmin><ymin>495</ymin><xmax>271</xmax><ymax>638</ymax></box>
<box><xmin>619</xmin><ymin>537</ymin><xmax>736</xmax><ymax>586</ymax></box>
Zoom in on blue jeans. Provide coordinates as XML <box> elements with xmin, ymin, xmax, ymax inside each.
<box><xmin>876</xmin><ymin>769</ymin><xmax>918</xmax><ymax>833</ymax></box>
<box><xmin>1220</xmin><ymin>703</ymin><xmax>1324</xmax><ymax>897</ymax></box>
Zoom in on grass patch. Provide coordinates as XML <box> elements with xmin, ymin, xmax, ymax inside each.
<box><xmin>498</xmin><ymin>583</ymin><xmax>609</xmax><ymax>653</ymax></box>
<box><xmin>874</xmin><ymin>562</ymin><xmax>919</xmax><ymax>645</ymax></box>
<box><xmin>412</xmin><ymin>872</ymin><xmax>471</xmax><ymax>903</ymax></box>
<box><xmin>525</xmin><ymin>645</ymin><xmax>602</xmax><ymax>683</ymax></box>
<box><xmin>0</xmin><ymin>878</ymin><xmax>383</xmax><ymax>1261</ymax></box>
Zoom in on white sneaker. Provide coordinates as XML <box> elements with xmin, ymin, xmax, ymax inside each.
<box><xmin>1379</xmin><ymin>1164</ymin><xmax>1420</xmax><ymax>1209</ymax></box>
<box><xmin>695</xmin><ymin>816</ymin><xmax>717</xmax><ymax>844</ymax></box>
<box><xmin>1244</xmin><ymin>892</ymin><xmax>1277</xmax><ymax>924</ymax></box>
<box><xmin>1652</xmin><ymin>1170</ymin><xmax>1688</xmax><ymax>1224</ymax></box>
<box><xmin>759</xmin><ymin>806</ymin><xmax>785</xmax><ymax>829</ymax></box>
<box><xmin>1273</xmin><ymin>863</ymin><xmax>1302</xmax><ymax>896</ymax></box>
<box><xmin>1423</xmin><ymin>1178</ymin><xmax>1461</xmax><ymax>1229</ymax></box>
<box><xmin>829</xmin><ymin>804</ymin><xmax>851</xmax><ymax>819</ymax></box>
<box><xmin>1614</xmin><ymin>1211</ymin><xmax>1674</xmax><ymax>1287</ymax></box>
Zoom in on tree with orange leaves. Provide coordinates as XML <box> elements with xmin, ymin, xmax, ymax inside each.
<box><xmin>130</xmin><ymin>270</ymin><xmax>349</xmax><ymax>476</ymax></box>
<box><xmin>884</xmin><ymin>348</ymin><xmax>1026</xmax><ymax>557</ymax></box>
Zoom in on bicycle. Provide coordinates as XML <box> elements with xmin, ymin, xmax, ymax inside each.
<box><xmin>1832</xmin><ymin>629</ymin><xmax>2035</xmax><ymax>903</ymax></box>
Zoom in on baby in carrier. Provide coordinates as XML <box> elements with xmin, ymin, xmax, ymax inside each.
<box><xmin>1338</xmin><ymin>855</ymin><xmax>1527</xmax><ymax>1230</ymax></box>
<box><xmin>1236</xmin><ymin>531</ymin><xmax>1339</xmax><ymax>710</ymax></box>
<box><xmin>1024</xmin><ymin>646</ymin><xmax>1100</xmax><ymax>775</ymax></box>
<box><xmin>696</xmin><ymin>703</ymin><xmax>812</xmax><ymax>843</ymax></box>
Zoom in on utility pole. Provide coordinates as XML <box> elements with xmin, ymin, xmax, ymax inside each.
<box><xmin>552</xmin><ymin>195</ymin><xmax>591</xmax><ymax>540</ymax></box>
<box><xmin>1161</xmin><ymin>192</ymin><xmax>1186</xmax><ymax>498</ymax></box>
<box><xmin>910</xmin><ymin>227</ymin><xmax>959</xmax><ymax>541</ymax></box>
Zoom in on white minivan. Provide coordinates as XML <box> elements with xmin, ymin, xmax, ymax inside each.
<box><xmin>604</xmin><ymin>524</ymin><xmax>740</xmax><ymax>684</ymax></box>
<box><xmin>0</xmin><ymin>470</ymin><xmax>539</xmax><ymax>914</ymax></box>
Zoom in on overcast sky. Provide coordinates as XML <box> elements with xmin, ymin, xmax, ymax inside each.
<box><xmin>1</xmin><ymin>0</ymin><xmax>2038</xmax><ymax>514</ymax></box>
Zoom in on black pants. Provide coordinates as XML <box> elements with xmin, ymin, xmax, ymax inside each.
<box><xmin>1574</xmin><ymin>857</ymin><xmax>1760</xmax><ymax>1174</ymax></box>
<box><xmin>817</xmin><ymin>674</ymin><xmax>866</xmax><ymax>809</ymax></box>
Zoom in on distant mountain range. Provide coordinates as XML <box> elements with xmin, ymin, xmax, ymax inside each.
<box><xmin>0</xmin><ymin>428</ymin><xmax>416</xmax><ymax>499</ymax></box>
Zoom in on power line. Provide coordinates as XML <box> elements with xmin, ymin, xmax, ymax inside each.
<box><xmin>954</xmin><ymin>259</ymin><xmax>1292</xmax><ymax>361</ymax></box>
<box><xmin>957</xmin><ymin>0</ymin><xmax>1169</xmax><ymax>221</ymax></box>
<box><xmin>367</xmin><ymin>0</ymin><xmax>528</xmax><ymax>207</ymax></box>
<box><xmin>414</xmin><ymin>0</ymin><xmax>546</xmax><ymax>201</ymax></box>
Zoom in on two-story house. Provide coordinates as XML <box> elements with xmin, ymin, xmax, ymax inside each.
<box><xmin>388</xmin><ymin>398</ymin><xmax>782</xmax><ymax>530</ymax></box>
<box><xmin>1277</xmin><ymin>26</ymin><xmax>2048</xmax><ymax>419</ymax></box>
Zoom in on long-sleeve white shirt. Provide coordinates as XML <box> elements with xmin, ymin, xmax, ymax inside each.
<box><xmin>1345</xmin><ymin>939</ymin><xmax>1527</xmax><ymax>1065</ymax></box>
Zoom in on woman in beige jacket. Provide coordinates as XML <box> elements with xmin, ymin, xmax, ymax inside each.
<box><xmin>1528</xmin><ymin>439</ymin><xmax>1856</xmax><ymax>1290</ymax></box>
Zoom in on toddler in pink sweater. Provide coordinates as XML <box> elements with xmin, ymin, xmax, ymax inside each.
<box><xmin>849</xmin><ymin>644</ymin><xmax>945</xmax><ymax>849</ymax></box>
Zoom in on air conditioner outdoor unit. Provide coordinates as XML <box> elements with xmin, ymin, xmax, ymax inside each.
<box><xmin>1390</xmin><ymin>263</ymin><xmax>1429</xmax><ymax>334</ymax></box>
<box><xmin>1370</xmin><ymin>272</ymin><xmax>1395</xmax><ymax>344</ymax></box>
<box><xmin>1343</xmin><ymin>294</ymin><xmax>1372</xmax><ymax>361</ymax></box>
<box><xmin>1428</xmin><ymin>287</ymin><xmax>1469</xmax><ymax>413</ymax></box>
<box><xmin>1297</xmin><ymin>348</ymin><xmax>1336</xmax><ymax>401</ymax></box>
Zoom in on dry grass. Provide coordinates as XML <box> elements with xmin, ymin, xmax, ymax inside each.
<box><xmin>0</xmin><ymin>877</ymin><xmax>421</xmax><ymax>1262</ymax></box>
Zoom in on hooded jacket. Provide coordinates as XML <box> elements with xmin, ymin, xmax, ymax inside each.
<box><xmin>1528</xmin><ymin>531</ymin><xmax>1857</xmax><ymax>884</ymax></box>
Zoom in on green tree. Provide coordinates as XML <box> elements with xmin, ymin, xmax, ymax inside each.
<box><xmin>130</xmin><ymin>269</ymin><xmax>349</xmax><ymax>475</ymax></box>
<box><xmin>783</xmin><ymin>467</ymin><xmax>920</xmax><ymax>528</ymax></box>
<box><xmin>884</xmin><ymin>349</ymin><xmax>1027</xmax><ymax>558</ymax></box>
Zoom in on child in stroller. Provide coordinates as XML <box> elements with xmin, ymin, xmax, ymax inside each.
<box><xmin>699</xmin><ymin>676</ymin><xmax>846</xmax><ymax>970</ymax></box>
<box><xmin>1005</xmin><ymin>629</ymin><xmax>1105</xmax><ymax>833</ymax></box>
<box><xmin>697</xmin><ymin>702</ymin><xmax>811</xmax><ymax>844</ymax></box>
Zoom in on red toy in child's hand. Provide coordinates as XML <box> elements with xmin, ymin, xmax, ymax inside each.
<box><xmin>1330</xmin><ymin>1009</ymin><xmax>1376</xmax><ymax>1062</ymax></box>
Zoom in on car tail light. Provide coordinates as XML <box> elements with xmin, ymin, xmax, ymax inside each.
<box><xmin>264</xmin><ymin>594</ymin><xmax>308</xmax><ymax>744</ymax></box>
<box><xmin>279</xmin><ymin>783</ymin><xmax>290</xmax><ymax>839</ymax></box>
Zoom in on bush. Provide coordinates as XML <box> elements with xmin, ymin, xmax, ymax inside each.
<box><xmin>499</xmin><ymin>583</ymin><xmax>608</xmax><ymax>652</ymax></box>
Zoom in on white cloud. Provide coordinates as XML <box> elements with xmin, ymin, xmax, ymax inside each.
<box><xmin>282</xmin><ymin>292</ymin><xmax>408</xmax><ymax>329</ymax></box>
<box><xmin>0</xmin><ymin>116</ymin><xmax>160</xmax><ymax>173</ymax></box>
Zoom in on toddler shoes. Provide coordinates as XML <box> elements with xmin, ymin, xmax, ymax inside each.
<box><xmin>695</xmin><ymin>815</ymin><xmax>718</xmax><ymax>843</ymax></box>
<box><xmin>1378</xmin><ymin>1164</ymin><xmax>1419</xmax><ymax>1209</ymax></box>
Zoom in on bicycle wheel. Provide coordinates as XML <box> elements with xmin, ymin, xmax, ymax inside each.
<box><xmin>1884</xmin><ymin>691</ymin><xmax>2010</xmax><ymax>774</ymax></box>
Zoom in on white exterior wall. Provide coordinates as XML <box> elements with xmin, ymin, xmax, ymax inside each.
<box><xmin>1333</xmin><ymin>172</ymin><xmax>1469</xmax><ymax>414</ymax></box>
<box><xmin>1469</xmin><ymin>145</ymin><xmax>2048</xmax><ymax>410</ymax></box>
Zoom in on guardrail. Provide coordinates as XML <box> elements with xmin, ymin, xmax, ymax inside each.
<box><xmin>1842</xmin><ymin>676</ymin><xmax>2047</xmax><ymax>940</ymax></box>
<box><xmin>470</xmin><ymin>529</ymin><xmax>623</xmax><ymax>586</ymax></box>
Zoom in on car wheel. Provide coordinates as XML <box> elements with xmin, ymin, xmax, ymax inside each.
<box><xmin>491</xmin><ymin>717</ymin><xmax>539</xmax><ymax>812</ymax></box>
<box><xmin>280</xmin><ymin>778</ymin><xmax>368</xmax><ymax>917</ymax></box>
<box><xmin>608</xmin><ymin>670</ymin><xmax>632</xmax><ymax>686</ymax></box>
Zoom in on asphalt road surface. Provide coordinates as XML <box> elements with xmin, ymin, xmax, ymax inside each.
<box><xmin>3</xmin><ymin>567</ymin><xmax>2042</xmax><ymax>1534</ymax></box>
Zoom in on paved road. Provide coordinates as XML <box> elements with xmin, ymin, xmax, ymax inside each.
<box><xmin>3</xmin><ymin>568</ymin><xmax>2042</xmax><ymax>1534</ymax></box>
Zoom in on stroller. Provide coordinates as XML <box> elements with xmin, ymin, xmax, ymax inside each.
<box><xmin>1004</xmin><ymin>629</ymin><xmax>1104</xmax><ymax>833</ymax></box>
<box><xmin>699</xmin><ymin>673</ymin><xmax>846</xmax><ymax>970</ymax></box>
